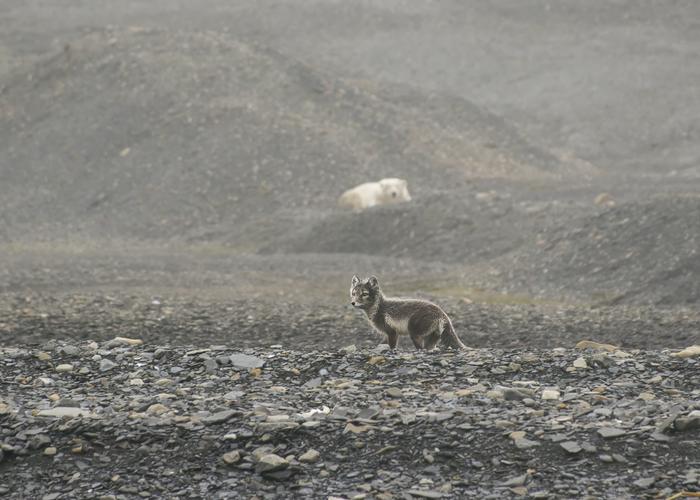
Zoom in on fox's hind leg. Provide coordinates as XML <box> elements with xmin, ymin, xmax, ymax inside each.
<box><xmin>410</xmin><ymin>334</ymin><xmax>424</xmax><ymax>349</ymax></box>
<box><xmin>423</xmin><ymin>328</ymin><xmax>441</xmax><ymax>350</ymax></box>
<box><xmin>408</xmin><ymin>314</ymin><xmax>439</xmax><ymax>350</ymax></box>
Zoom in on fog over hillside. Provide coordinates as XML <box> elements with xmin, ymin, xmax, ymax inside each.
<box><xmin>1</xmin><ymin>3</ymin><xmax>699</xmax><ymax>304</ymax></box>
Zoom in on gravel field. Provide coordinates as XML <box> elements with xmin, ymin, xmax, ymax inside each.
<box><xmin>1</xmin><ymin>341</ymin><xmax>698</xmax><ymax>499</ymax></box>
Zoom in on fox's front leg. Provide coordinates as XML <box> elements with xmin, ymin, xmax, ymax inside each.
<box><xmin>385</xmin><ymin>328</ymin><xmax>398</xmax><ymax>349</ymax></box>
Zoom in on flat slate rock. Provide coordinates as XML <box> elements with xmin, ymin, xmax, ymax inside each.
<box><xmin>36</xmin><ymin>407</ymin><xmax>95</xmax><ymax>419</ymax></box>
<box><xmin>560</xmin><ymin>441</ymin><xmax>582</xmax><ymax>454</ymax></box>
<box><xmin>255</xmin><ymin>454</ymin><xmax>288</xmax><ymax>474</ymax></box>
<box><xmin>406</xmin><ymin>490</ymin><xmax>444</xmax><ymax>499</ymax></box>
<box><xmin>229</xmin><ymin>354</ymin><xmax>265</xmax><ymax>368</ymax></box>
<box><xmin>201</xmin><ymin>410</ymin><xmax>238</xmax><ymax>425</ymax></box>
<box><xmin>597</xmin><ymin>427</ymin><xmax>627</xmax><ymax>438</ymax></box>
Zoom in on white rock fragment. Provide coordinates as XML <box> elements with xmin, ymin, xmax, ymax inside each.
<box><xmin>114</xmin><ymin>336</ymin><xmax>143</xmax><ymax>346</ymax></box>
<box><xmin>575</xmin><ymin>340</ymin><xmax>618</xmax><ymax>352</ymax></box>
<box><xmin>541</xmin><ymin>389</ymin><xmax>560</xmax><ymax>401</ymax></box>
<box><xmin>222</xmin><ymin>450</ymin><xmax>241</xmax><ymax>465</ymax></box>
<box><xmin>147</xmin><ymin>404</ymin><xmax>170</xmax><ymax>416</ymax></box>
<box><xmin>37</xmin><ymin>407</ymin><xmax>95</xmax><ymax>419</ymax></box>
<box><xmin>100</xmin><ymin>359</ymin><xmax>117</xmax><ymax>372</ymax></box>
<box><xmin>671</xmin><ymin>345</ymin><xmax>700</xmax><ymax>358</ymax></box>
<box><xmin>340</xmin><ymin>344</ymin><xmax>357</xmax><ymax>354</ymax></box>
<box><xmin>572</xmin><ymin>357</ymin><xmax>588</xmax><ymax>369</ymax></box>
<box><xmin>299</xmin><ymin>449</ymin><xmax>321</xmax><ymax>463</ymax></box>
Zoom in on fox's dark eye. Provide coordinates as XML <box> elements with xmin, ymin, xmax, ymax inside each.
<box><xmin>362</xmin><ymin>292</ymin><xmax>369</xmax><ymax>297</ymax></box>
<box><xmin>391</xmin><ymin>192</ymin><xmax>397</xmax><ymax>198</ymax></box>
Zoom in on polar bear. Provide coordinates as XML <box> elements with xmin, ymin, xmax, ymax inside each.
<box><xmin>338</xmin><ymin>178</ymin><xmax>411</xmax><ymax>211</ymax></box>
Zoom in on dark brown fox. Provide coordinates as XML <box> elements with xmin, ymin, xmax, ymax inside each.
<box><xmin>350</xmin><ymin>275</ymin><xmax>467</xmax><ymax>350</ymax></box>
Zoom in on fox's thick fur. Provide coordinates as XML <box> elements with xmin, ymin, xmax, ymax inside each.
<box><xmin>338</xmin><ymin>178</ymin><xmax>411</xmax><ymax>211</ymax></box>
<box><xmin>350</xmin><ymin>275</ymin><xmax>467</xmax><ymax>350</ymax></box>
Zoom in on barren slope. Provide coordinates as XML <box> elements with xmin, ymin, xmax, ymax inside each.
<box><xmin>0</xmin><ymin>27</ymin><xmax>569</xmax><ymax>245</ymax></box>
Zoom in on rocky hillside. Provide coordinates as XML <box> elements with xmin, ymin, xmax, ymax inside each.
<box><xmin>0</xmin><ymin>27</ymin><xmax>570</xmax><ymax>244</ymax></box>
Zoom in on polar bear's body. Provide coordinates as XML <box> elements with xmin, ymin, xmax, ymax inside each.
<box><xmin>338</xmin><ymin>178</ymin><xmax>411</xmax><ymax>211</ymax></box>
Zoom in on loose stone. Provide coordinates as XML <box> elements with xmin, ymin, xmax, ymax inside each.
<box><xmin>255</xmin><ymin>454</ymin><xmax>288</xmax><ymax>474</ymax></box>
<box><xmin>299</xmin><ymin>449</ymin><xmax>321</xmax><ymax>463</ymax></box>
<box><xmin>222</xmin><ymin>451</ymin><xmax>241</xmax><ymax>465</ymax></box>
<box><xmin>597</xmin><ymin>427</ymin><xmax>627</xmax><ymax>439</ymax></box>
<box><xmin>560</xmin><ymin>441</ymin><xmax>582</xmax><ymax>454</ymax></box>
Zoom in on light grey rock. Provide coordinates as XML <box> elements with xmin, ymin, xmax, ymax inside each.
<box><xmin>61</xmin><ymin>345</ymin><xmax>81</xmax><ymax>356</ymax></box>
<box><xmin>633</xmin><ymin>477</ymin><xmax>656</xmax><ymax>488</ymax></box>
<box><xmin>340</xmin><ymin>345</ymin><xmax>357</xmax><ymax>354</ymax></box>
<box><xmin>229</xmin><ymin>354</ymin><xmax>265</xmax><ymax>369</ymax></box>
<box><xmin>37</xmin><ymin>407</ymin><xmax>94</xmax><ymax>419</ymax></box>
<box><xmin>105</xmin><ymin>337</ymin><xmax>143</xmax><ymax>348</ymax></box>
<box><xmin>650</xmin><ymin>431</ymin><xmax>671</xmax><ymax>442</ymax></box>
<box><xmin>299</xmin><ymin>449</ymin><xmax>320</xmax><ymax>463</ymax></box>
<box><xmin>514</xmin><ymin>438</ymin><xmax>540</xmax><ymax>449</ymax></box>
<box><xmin>257</xmin><ymin>421</ymin><xmax>299</xmax><ymax>432</ymax></box>
<box><xmin>386</xmin><ymin>387</ymin><xmax>403</xmax><ymax>398</ymax></box>
<box><xmin>99</xmin><ymin>359</ymin><xmax>117</xmax><ymax>372</ymax></box>
<box><xmin>560</xmin><ymin>441</ymin><xmax>582</xmax><ymax>454</ymax></box>
<box><xmin>501</xmin><ymin>473</ymin><xmax>528</xmax><ymax>487</ymax></box>
<box><xmin>674</xmin><ymin>410</ymin><xmax>700</xmax><ymax>431</ymax></box>
<box><xmin>405</xmin><ymin>490</ymin><xmax>444</xmax><ymax>499</ymax></box>
<box><xmin>501</xmin><ymin>387</ymin><xmax>533</xmax><ymax>401</ymax></box>
<box><xmin>255</xmin><ymin>454</ymin><xmax>288</xmax><ymax>474</ymax></box>
<box><xmin>222</xmin><ymin>450</ymin><xmax>241</xmax><ymax>465</ymax></box>
<box><xmin>202</xmin><ymin>410</ymin><xmax>237</xmax><ymax>425</ymax></box>
<box><xmin>597</xmin><ymin>427</ymin><xmax>627</xmax><ymax>439</ymax></box>
<box><xmin>223</xmin><ymin>391</ymin><xmax>244</xmax><ymax>401</ymax></box>
<box><xmin>572</xmin><ymin>357</ymin><xmax>588</xmax><ymax>369</ymax></box>
<box><xmin>251</xmin><ymin>445</ymin><xmax>275</xmax><ymax>462</ymax></box>
<box><xmin>541</xmin><ymin>389</ymin><xmax>560</xmax><ymax>400</ymax></box>
<box><xmin>581</xmin><ymin>442</ymin><xmax>597</xmax><ymax>453</ymax></box>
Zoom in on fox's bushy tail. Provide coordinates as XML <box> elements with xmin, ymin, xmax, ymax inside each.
<box><xmin>440</xmin><ymin>316</ymin><xmax>468</xmax><ymax>350</ymax></box>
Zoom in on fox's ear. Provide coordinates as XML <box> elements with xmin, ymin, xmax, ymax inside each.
<box><xmin>351</xmin><ymin>275</ymin><xmax>360</xmax><ymax>286</ymax></box>
<box><xmin>367</xmin><ymin>275</ymin><xmax>379</xmax><ymax>289</ymax></box>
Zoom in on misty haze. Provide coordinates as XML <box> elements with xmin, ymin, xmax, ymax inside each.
<box><xmin>0</xmin><ymin>2</ymin><xmax>698</xmax><ymax>498</ymax></box>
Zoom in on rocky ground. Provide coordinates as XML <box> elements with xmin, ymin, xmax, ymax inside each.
<box><xmin>2</xmin><ymin>291</ymin><xmax>700</xmax><ymax>352</ymax></box>
<box><xmin>1</xmin><ymin>339</ymin><xmax>698</xmax><ymax>499</ymax></box>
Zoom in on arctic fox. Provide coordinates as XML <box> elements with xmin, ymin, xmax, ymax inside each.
<box><xmin>350</xmin><ymin>275</ymin><xmax>467</xmax><ymax>350</ymax></box>
<box><xmin>338</xmin><ymin>178</ymin><xmax>411</xmax><ymax>211</ymax></box>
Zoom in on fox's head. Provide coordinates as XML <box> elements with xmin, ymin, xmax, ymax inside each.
<box><xmin>350</xmin><ymin>275</ymin><xmax>380</xmax><ymax>309</ymax></box>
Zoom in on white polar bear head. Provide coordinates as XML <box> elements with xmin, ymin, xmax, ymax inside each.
<box><xmin>378</xmin><ymin>178</ymin><xmax>411</xmax><ymax>204</ymax></box>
